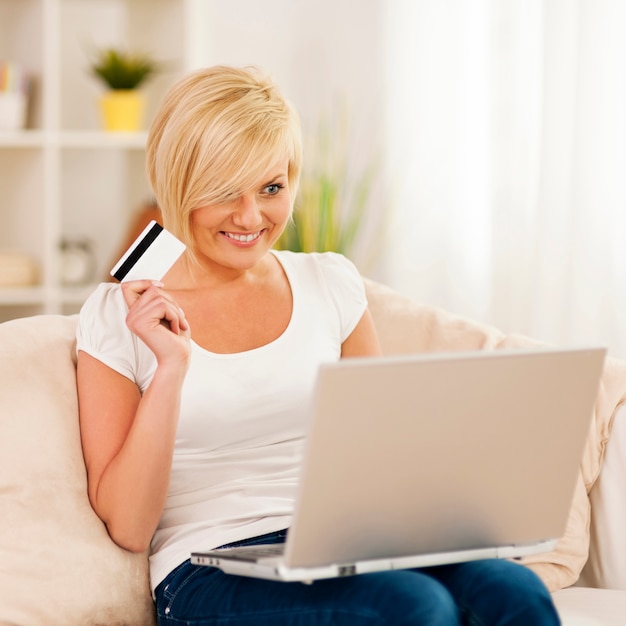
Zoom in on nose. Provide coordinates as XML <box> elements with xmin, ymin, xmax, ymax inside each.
<box><xmin>232</xmin><ymin>193</ymin><xmax>262</xmax><ymax>230</ymax></box>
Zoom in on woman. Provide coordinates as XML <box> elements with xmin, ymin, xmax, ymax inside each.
<box><xmin>76</xmin><ymin>65</ymin><xmax>560</xmax><ymax>625</ymax></box>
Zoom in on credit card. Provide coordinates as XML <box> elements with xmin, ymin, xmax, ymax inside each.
<box><xmin>110</xmin><ymin>220</ymin><xmax>186</xmax><ymax>282</ymax></box>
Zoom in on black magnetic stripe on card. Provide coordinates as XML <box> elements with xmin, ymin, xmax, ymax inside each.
<box><xmin>112</xmin><ymin>222</ymin><xmax>164</xmax><ymax>281</ymax></box>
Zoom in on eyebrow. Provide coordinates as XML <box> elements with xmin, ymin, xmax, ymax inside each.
<box><xmin>262</xmin><ymin>171</ymin><xmax>288</xmax><ymax>185</ymax></box>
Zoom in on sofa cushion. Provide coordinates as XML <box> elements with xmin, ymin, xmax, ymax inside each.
<box><xmin>364</xmin><ymin>278</ymin><xmax>510</xmax><ymax>353</ymax></box>
<box><xmin>0</xmin><ymin>315</ymin><xmax>155</xmax><ymax>626</ymax></box>
<box><xmin>552</xmin><ymin>587</ymin><xmax>626</xmax><ymax>625</ymax></box>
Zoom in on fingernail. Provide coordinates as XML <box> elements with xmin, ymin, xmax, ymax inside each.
<box><xmin>152</xmin><ymin>281</ymin><xmax>165</xmax><ymax>287</ymax></box>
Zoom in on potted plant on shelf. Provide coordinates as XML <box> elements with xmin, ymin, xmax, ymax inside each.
<box><xmin>89</xmin><ymin>48</ymin><xmax>159</xmax><ymax>132</ymax></box>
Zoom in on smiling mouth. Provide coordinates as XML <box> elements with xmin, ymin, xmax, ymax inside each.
<box><xmin>222</xmin><ymin>230</ymin><xmax>263</xmax><ymax>243</ymax></box>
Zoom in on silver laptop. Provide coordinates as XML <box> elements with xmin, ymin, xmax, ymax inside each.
<box><xmin>191</xmin><ymin>347</ymin><xmax>606</xmax><ymax>582</ymax></box>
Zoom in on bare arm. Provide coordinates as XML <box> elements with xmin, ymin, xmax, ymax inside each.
<box><xmin>77</xmin><ymin>281</ymin><xmax>190</xmax><ymax>552</ymax></box>
<box><xmin>341</xmin><ymin>308</ymin><xmax>382</xmax><ymax>358</ymax></box>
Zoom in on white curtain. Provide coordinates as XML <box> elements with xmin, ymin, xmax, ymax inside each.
<box><xmin>383</xmin><ymin>0</ymin><xmax>626</xmax><ymax>359</ymax></box>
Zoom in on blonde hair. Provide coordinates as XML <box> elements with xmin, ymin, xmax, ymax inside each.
<box><xmin>146</xmin><ymin>65</ymin><xmax>303</xmax><ymax>252</ymax></box>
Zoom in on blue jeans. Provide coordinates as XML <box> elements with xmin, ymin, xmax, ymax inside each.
<box><xmin>155</xmin><ymin>530</ymin><xmax>561</xmax><ymax>625</ymax></box>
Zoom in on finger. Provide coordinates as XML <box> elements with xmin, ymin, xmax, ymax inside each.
<box><xmin>175</xmin><ymin>307</ymin><xmax>190</xmax><ymax>333</ymax></box>
<box><xmin>160</xmin><ymin>304</ymin><xmax>189</xmax><ymax>336</ymax></box>
<box><xmin>128</xmin><ymin>292</ymin><xmax>185</xmax><ymax>334</ymax></box>
<box><xmin>120</xmin><ymin>280</ymin><xmax>165</xmax><ymax>308</ymax></box>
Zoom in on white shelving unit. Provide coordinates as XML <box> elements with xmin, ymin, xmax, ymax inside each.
<box><xmin>0</xmin><ymin>0</ymin><xmax>209</xmax><ymax>321</ymax></box>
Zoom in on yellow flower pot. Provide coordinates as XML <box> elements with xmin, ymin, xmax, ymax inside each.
<box><xmin>100</xmin><ymin>90</ymin><xmax>144</xmax><ymax>132</ymax></box>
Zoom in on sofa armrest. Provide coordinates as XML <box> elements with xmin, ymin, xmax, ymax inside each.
<box><xmin>579</xmin><ymin>403</ymin><xmax>626</xmax><ymax>590</ymax></box>
<box><xmin>0</xmin><ymin>315</ymin><xmax>155</xmax><ymax>626</ymax></box>
<box><xmin>364</xmin><ymin>277</ymin><xmax>626</xmax><ymax>591</ymax></box>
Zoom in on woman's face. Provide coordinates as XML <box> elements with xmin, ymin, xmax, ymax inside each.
<box><xmin>190</xmin><ymin>159</ymin><xmax>292</xmax><ymax>273</ymax></box>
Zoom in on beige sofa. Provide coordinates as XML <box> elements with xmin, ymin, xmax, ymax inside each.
<box><xmin>1</xmin><ymin>279</ymin><xmax>626</xmax><ymax>625</ymax></box>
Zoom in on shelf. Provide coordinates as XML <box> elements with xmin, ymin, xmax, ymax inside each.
<box><xmin>58</xmin><ymin>131</ymin><xmax>148</xmax><ymax>149</ymax></box>
<box><xmin>0</xmin><ymin>130</ymin><xmax>47</xmax><ymax>147</ymax></box>
<box><xmin>59</xmin><ymin>283</ymin><xmax>100</xmax><ymax>305</ymax></box>
<box><xmin>0</xmin><ymin>130</ymin><xmax>148</xmax><ymax>149</ymax></box>
<box><xmin>0</xmin><ymin>286</ymin><xmax>45</xmax><ymax>305</ymax></box>
<box><xmin>0</xmin><ymin>0</ymin><xmax>199</xmax><ymax>321</ymax></box>
<box><xmin>0</xmin><ymin>284</ymin><xmax>101</xmax><ymax>307</ymax></box>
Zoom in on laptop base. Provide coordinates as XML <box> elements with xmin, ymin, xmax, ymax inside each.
<box><xmin>191</xmin><ymin>539</ymin><xmax>556</xmax><ymax>583</ymax></box>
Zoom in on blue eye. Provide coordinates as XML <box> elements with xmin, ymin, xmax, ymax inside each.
<box><xmin>265</xmin><ymin>183</ymin><xmax>284</xmax><ymax>195</ymax></box>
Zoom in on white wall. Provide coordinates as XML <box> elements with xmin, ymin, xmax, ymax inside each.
<box><xmin>198</xmin><ymin>1</ymin><xmax>384</xmax><ymax>134</ymax></box>
<box><xmin>186</xmin><ymin>2</ymin><xmax>626</xmax><ymax>358</ymax></box>
<box><xmin>196</xmin><ymin>0</ymin><xmax>388</xmax><ymax>276</ymax></box>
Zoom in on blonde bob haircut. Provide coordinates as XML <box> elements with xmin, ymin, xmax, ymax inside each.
<box><xmin>146</xmin><ymin>65</ymin><xmax>303</xmax><ymax>253</ymax></box>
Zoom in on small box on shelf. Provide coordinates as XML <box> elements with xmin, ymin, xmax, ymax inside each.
<box><xmin>0</xmin><ymin>250</ymin><xmax>39</xmax><ymax>288</ymax></box>
<box><xmin>0</xmin><ymin>92</ymin><xmax>27</xmax><ymax>130</ymax></box>
<box><xmin>0</xmin><ymin>251</ymin><xmax>39</xmax><ymax>288</ymax></box>
<box><xmin>0</xmin><ymin>61</ymin><xmax>30</xmax><ymax>131</ymax></box>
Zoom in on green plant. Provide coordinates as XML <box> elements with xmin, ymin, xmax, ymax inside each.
<box><xmin>90</xmin><ymin>48</ymin><xmax>158</xmax><ymax>90</ymax></box>
<box><xmin>275</xmin><ymin>111</ymin><xmax>378</xmax><ymax>258</ymax></box>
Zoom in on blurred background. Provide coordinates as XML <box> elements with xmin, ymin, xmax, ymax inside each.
<box><xmin>2</xmin><ymin>0</ymin><xmax>626</xmax><ymax>359</ymax></box>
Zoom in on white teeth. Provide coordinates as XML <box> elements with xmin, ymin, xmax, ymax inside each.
<box><xmin>225</xmin><ymin>231</ymin><xmax>260</xmax><ymax>242</ymax></box>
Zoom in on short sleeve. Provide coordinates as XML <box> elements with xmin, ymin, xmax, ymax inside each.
<box><xmin>76</xmin><ymin>283</ymin><xmax>154</xmax><ymax>389</ymax></box>
<box><xmin>314</xmin><ymin>252</ymin><xmax>368</xmax><ymax>342</ymax></box>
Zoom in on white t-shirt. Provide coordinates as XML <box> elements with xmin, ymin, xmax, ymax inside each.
<box><xmin>76</xmin><ymin>250</ymin><xmax>367</xmax><ymax>591</ymax></box>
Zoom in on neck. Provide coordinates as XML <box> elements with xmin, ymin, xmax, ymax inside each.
<box><xmin>167</xmin><ymin>250</ymin><xmax>275</xmax><ymax>291</ymax></box>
